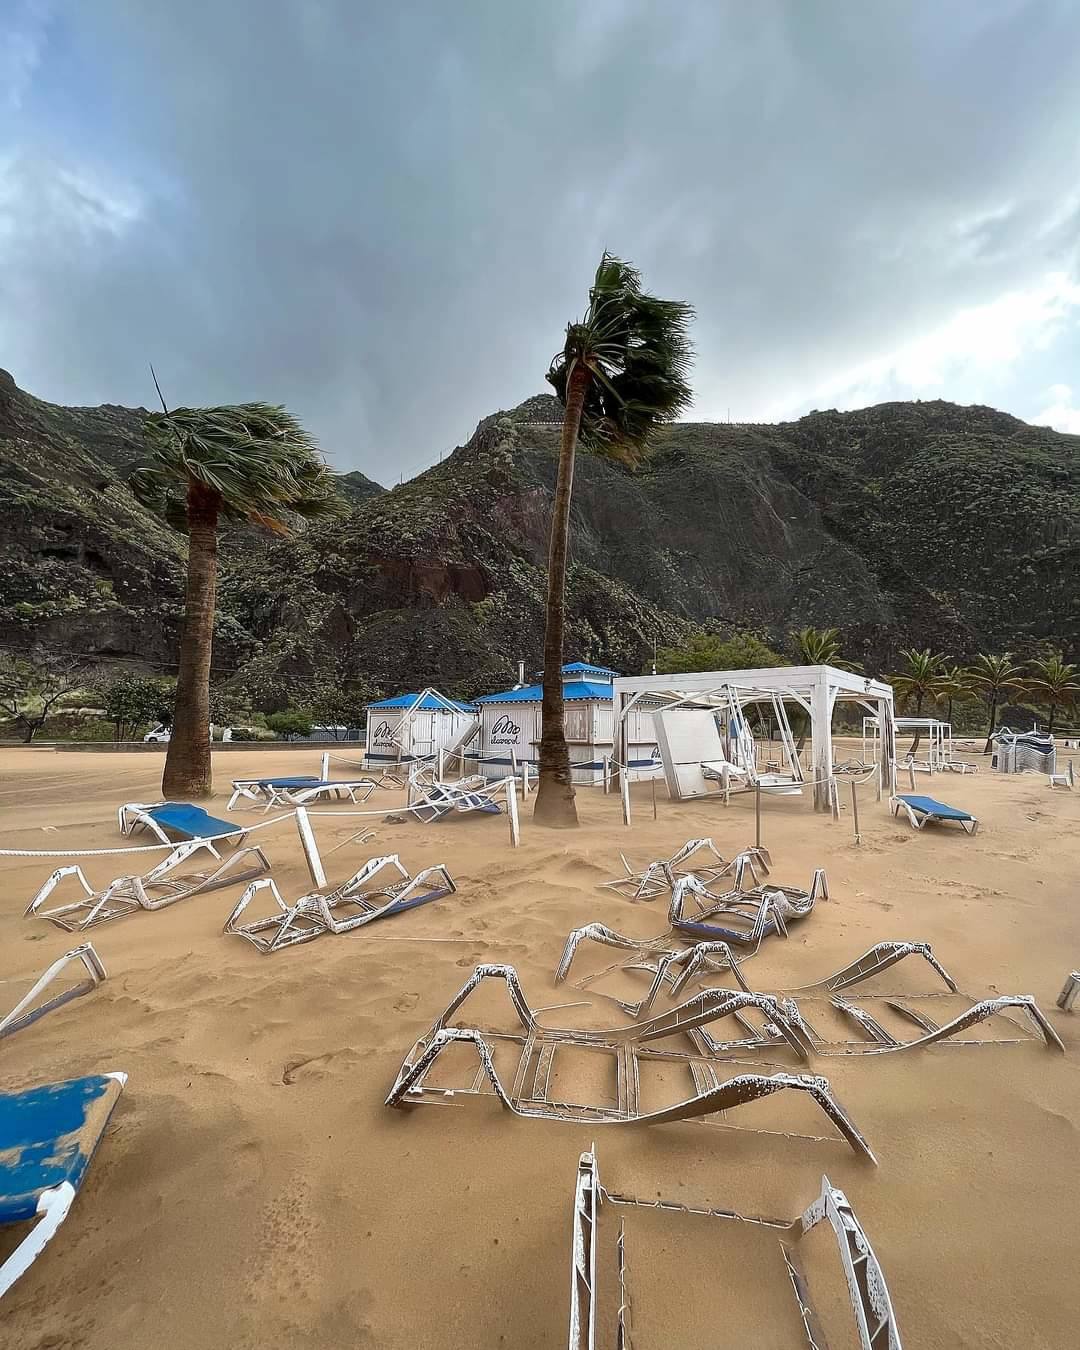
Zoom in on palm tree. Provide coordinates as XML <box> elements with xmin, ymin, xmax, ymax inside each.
<box><xmin>964</xmin><ymin>653</ymin><xmax>1026</xmax><ymax>752</ymax></box>
<box><xmin>1026</xmin><ymin>650</ymin><xmax>1080</xmax><ymax>735</ymax></box>
<box><xmin>889</xmin><ymin>648</ymin><xmax>948</xmax><ymax>754</ymax></box>
<box><xmin>789</xmin><ymin>627</ymin><xmax>861</xmax><ymax>751</ymax></box>
<box><xmin>134</xmin><ymin>403</ymin><xmax>339</xmax><ymax>798</ymax></box>
<box><xmin>937</xmin><ymin>663</ymin><xmax>969</xmax><ymax>728</ymax></box>
<box><xmin>534</xmin><ymin>253</ymin><xmax>694</xmax><ymax>827</ymax></box>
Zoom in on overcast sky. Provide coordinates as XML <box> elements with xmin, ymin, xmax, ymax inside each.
<box><xmin>4</xmin><ymin>1</ymin><xmax>1080</xmax><ymax>478</ymax></box>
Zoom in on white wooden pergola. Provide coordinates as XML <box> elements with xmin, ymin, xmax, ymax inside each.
<box><xmin>612</xmin><ymin>665</ymin><xmax>895</xmax><ymax>811</ymax></box>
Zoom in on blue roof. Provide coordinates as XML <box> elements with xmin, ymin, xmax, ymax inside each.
<box><xmin>560</xmin><ymin>661</ymin><xmax>618</xmax><ymax>678</ymax></box>
<box><xmin>367</xmin><ymin>692</ymin><xmax>477</xmax><ymax>712</ymax></box>
<box><xmin>477</xmin><ymin>680</ymin><xmax>614</xmax><ymax>705</ymax></box>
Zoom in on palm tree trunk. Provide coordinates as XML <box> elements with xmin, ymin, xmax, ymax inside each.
<box><xmin>983</xmin><ymin>692</ymin><xmax>998</xmax><ymax>753</ymax></box>
<box><xmin>1047</xmin><ymin>703</ymin><xmax>1056</xmax><ymax>735</ymax></box>
<box><xmin>909</xmin><ymin>692</ymin><xmax>924</xmax><ymax>756</ymax></box>
<box><xmin>162</xmin><ymin>479</ymin><xmax>220</xmax><ymax>799</ymax></box>
<box><xmin>533</xmin><ymin>363</ymin><xmax>590</xmax><ymax>827</ymax></box>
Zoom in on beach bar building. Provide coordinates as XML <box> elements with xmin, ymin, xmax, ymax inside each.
<box><xmin>363</xmin><ymin>689</ymin><xmax>479</xmax><ymax>767</ymax></box>
<box><xmin>474</xmin><ymin>662</ymin><xmax>659</xmax><ymax>785</ymax></box>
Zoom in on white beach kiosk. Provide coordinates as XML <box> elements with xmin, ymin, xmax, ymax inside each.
<box><xmin>474</xmin><ymin>662</ymin><xmax>660</xmax><ymax>785</ymax></box>
<box><xmin>363</xmin><ymin>689</ymin><xmax>479</xmax><ymax>768</ymax></box>
<box><xmin>610</xmin><ymin>665</ymin><xmax>896</xmax><ymax>812</ymax></box>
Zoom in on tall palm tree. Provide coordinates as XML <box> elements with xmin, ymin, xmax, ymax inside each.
<box><xmin>889</xmin><ymin>648</ymin><xmax>948</xmax><ymax>754</ymax></box>
<box><xmin>964</xmin><ymin>653</ymin><xmax>1026</xmax><ymax>752</ymax></box>
<box><xmin>534</xmin><ymin>253</ymin><xmax>694</xmax><ymax>827</ymax></box>
<box><xmin>1026</xmin><ymin>649</ymin><xmax>1080</xmax><ymax>735</ymax></box>
<box><xmin>134</xmin><ymin>403</ymin><xmax>340</xmax><ymax>798</ymax></box>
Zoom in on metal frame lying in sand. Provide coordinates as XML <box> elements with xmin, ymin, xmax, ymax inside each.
<box><xmin>223</xmin><ymin>854</ymin><xmax>456</xmax><ymax>953</ymax></box>
<box><xmin>555</xmin><ymin>938</ymin><xmax>1064</xmax><ymax>1054</ymax></box>
<box><xmin>227</xmin><ymin>776</ymin><xmax>379</xmax><ymax>811</ymax></box>
<box><xmin>1057</xmin><ymin>971</ymin><xmax>1080</xmax><ymax>1011</ymax></box>
<box><xmin>668</xmin><ymin>865</ymin><xmax>827</xmax><ymax>945</ymax></box>
<box><xmin>569</xmin><ymin>1148</ymin><xmax>902</xmax><ymax>1350</ymax></box>
<box><xmin>0</xmin><ymin>944</ymin><xmax>106</xmax><ymax>1041</ymax></box>
<box><xmin>385</xmin><ymin>964</ymin><xmax>876</xmax><ymax>1161</ymax></box>
<box><xmin>405</xmin><ymin>771</ymin><xmax>521</xmax><ymax>847</ymax></box>
<box><xmin>25</xmin><ymin>843</ymin><xmax>272</xmax><ymax>932</ymax></box>
<box><xmin>602</xmin><ymin>840</ymin><xmax>772</xmax><ymax>901</ymax></box>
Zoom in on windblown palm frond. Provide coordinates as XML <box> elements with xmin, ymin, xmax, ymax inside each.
<box><xmin>132</xmin><ymin>403</ymin><xmax>341</xmax><ymax>525</ymax></box>
<box><xmin>791</xmin><ymin>625</ymin><xmax>862</xmax><ymax>672</ymax></box>
<box><xmin>546</xmin><ymin>253</ymin><xmax>694</xmax><ymax>464</ymax></box>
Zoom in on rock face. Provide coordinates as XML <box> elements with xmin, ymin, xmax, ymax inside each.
<box><xmin>1</xmin><ymin>372</ymin><xmax>1077</xmax><ymax>700</ymax></box>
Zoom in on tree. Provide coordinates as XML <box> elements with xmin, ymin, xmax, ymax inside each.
<box><xmin>1026</xmin><ymin>649</ymin><xmax>1080</xmax><ymax>734</ymax></box>
<box><xmin>655</xmin><ymin>631</ymin><xmax>784</xmax><ymax>675</ymax></box>
<box><xmin>99</xmin><ymin>674</ymin><xmax>172</xmax><ymax>741</ymax></box>
<box><xmin>265</xmin><ymin>709</ymin><xmax>314</xmax><ymax>740</ymax></box>
<box><xmin>133</xmin><ymin>402</ymin><xmax>340</xmax><ymax>798</ymax></box>
<box><xmin>307</xmin><ymin>681</ymin><xmax>375</xmax><ymax>737</ymax></box>
<box><xmin>0</xmin><ymin>652</ymin><xmax>88</xmax><ymax>743</ymax></box>
<box><xmin>889</xmin><ymin>648</ymin><xmax>948</xmax><ymax>753</ymax></box>
<box><xmin>790</xmin><ymin>626</ymin><xmax>861</xmax><ymax>672</ymax></box>
<box><xmin>964</xmin><ymin>653</ymin><xmax>1026</xmax><ymax>752</ymax></box>
<box><xmin>535</xmin><ymin>253</ymin><xmax>694</xmax><ymax>827</ymax></box>
<box><xmin>936</xmin><ymin>663</ymin><xmax>970</xmax><ymax>729</ymax></box>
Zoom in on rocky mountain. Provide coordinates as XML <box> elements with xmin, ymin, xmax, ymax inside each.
<box><xmin>1</xmin><ymin>368</ymin><xmax>1077</xmax><ymax>704</ymax></box>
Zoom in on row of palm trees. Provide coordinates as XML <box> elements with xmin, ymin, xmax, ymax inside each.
<box><xmin>889</xmin><ymin>647</ymin><xmax>1080</xmax><ymax>746</ymax></box>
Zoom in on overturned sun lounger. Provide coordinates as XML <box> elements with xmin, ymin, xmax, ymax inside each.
<box><xmin>386</xmin><ymin>964</ymin><xmax>875</xmax><ymax>1161</ymax></box>
<box><xmin>26</xmin><ymin>842</ymin><xmax>271</xmax><ymax>932</ymax></box>
<box><xmin>223</xmin><ymin>855</ymin><xmax>456</xmax><ymax>953</ymax></box>
<box><xmin>227</xmin><ymin>776</ymin><xmax>378</xmax><ymax>811</ymax></box>
<box><xmin>0</xmin><ymin>945</ymin><xmax>106</xmax><ymax>1041</ymax></box>
<box><xmin>1058</xmin><ymin>971</ymin><xmax>1080</xmax><ymax>1010</ymax></box>
<box><xmin>602</xmin><ymin>839</ymin><xmax>771</xmax><ymax>901</ymax></box>
<box><xmin>890</xmin><ymin>794</ymin><xmax>978</xmax><ymax>834</ymax></box>
<box><xmin>567</xmin><ymin>1149</ymin><xmax>902</xmax><ymax>1350</ymax></box>
<box><xmin>118</xmin><ymin>801</ymin><xmax>248</xmax><ymax>851</ymax></box>
<box><xmin>0</xmin><ymin>1072</ymin><xmax>126</xmax><ymax>1299</ymax></box>
<box><xmin>405</xmin><ymin>773</ymin><xmax>503</xmax><ymax>823</ymax></box>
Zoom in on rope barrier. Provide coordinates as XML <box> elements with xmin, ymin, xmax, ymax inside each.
<box><xmin>0</xmin><ymin>808</ymin><xmax>302</xmax><ymax>858</ymax></box>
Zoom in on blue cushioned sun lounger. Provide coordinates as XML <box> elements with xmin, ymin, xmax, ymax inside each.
<box><xmin>0</xmin><ymin>1072</ymin><xmax>126</xmax><ymax>1298</ymax></box>
<box><xmin>891</xmin><ymin>794</ymin><xmax>978</xmax><ymax>835</ymax></box>
<box><xmin>119</xmin><ymin>801</ymin><xmax>247</xmax><ymax>851</ymax></box>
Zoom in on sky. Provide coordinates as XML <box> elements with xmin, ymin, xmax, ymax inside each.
<box><xmin>3</xmin><ymin>0</ymin><xmax>1080</xmax><ymax>479</ymax></box>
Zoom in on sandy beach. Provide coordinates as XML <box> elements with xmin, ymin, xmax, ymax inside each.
<box><xmin>1</xmin><ymin>744</ymin><xmax>1079</xmax><ymax>1348</ymax></box>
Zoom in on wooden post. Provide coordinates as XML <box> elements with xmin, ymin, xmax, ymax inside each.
<box><xmin>602</xmin><ymin>755</ymin><xmax>611</xmax><ymax>795</ymax></box>
<box><xmin>875</xmin><ymin>761</ymin><xmax>882</xmax><ymax>802</ymax></box>
<box><xmin>651</xmin><ymin>773</ymin><xmax>657</xmax><ymax>820</ymax></box>
<box><xmin>621</xmin><ymin>771</ymin><xmax>632</xmax><ymax>827</ymax></box>
<box><xmin>850</xmin><ymin>779</ymin><xmax>861</xmax><ymax>845</ymax></box>
<box><xmin>908</xmin><ymin>762</ymin><xmax>916</xmax><ymax>791</ymax></box>
<box><xmin>722</xmin><ymin>763</ymin><xmax>730</xmax><ymax>806</ymax></box>
<box><xmin>320</xmin><ymin>751</ymin><xmax>330</xmax><ymax>782</ymax></box>
<box><xmin>755</xmin><ymin>783</ymin><xmax>761</xmax><ymax>849</ymax></box>
<box><xmin>438</xmin><ymin>748</ymin><xmax>445</xmax><ymax>781</ymax></box>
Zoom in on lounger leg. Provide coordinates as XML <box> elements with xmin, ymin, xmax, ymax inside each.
<box><xmin>0</xmin><ymin>1183</ymin><xmax>76</xmax><ymax>1299</ymax></box>
<box><xmin>1057</xmin><ymin>973</ymin><xmax>1080</xmax><ymax>1011</ymax></box>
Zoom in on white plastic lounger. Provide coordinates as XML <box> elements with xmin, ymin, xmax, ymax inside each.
<box><xmin>890</xmin><ymin>794</ymin><xmax>978</xmax><ymax>835</ymax></box>
<box><xmin>26</xmin><ymin>842</ymin><xmax>271</xmax><ymax>931</ymax></box>
<box><xmin>118</xmin><ymin>801</ymin><xmax>248</xmax><ymax>852</ymax></box>
<box><xmin>227</xmin><ymin>777</ymin><xmax>378</xmax><ymax>811</ymax></box>
<box><xmin>0</xmin><ymin>945</ymin><xmax>106</xmax><ymax>1041</ymax></box>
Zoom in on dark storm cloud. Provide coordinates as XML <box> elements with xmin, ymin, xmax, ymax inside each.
<box><xmin>4</xmin><ymin>0</ymin><xmax>1080</xmax><ymax>475</ymax></box>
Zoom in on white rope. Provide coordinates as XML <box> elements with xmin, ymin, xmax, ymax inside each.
<box><xmin>0</xmin><ymin>810</ymin><xmax>298</xmax><ymax>858</ymax></box>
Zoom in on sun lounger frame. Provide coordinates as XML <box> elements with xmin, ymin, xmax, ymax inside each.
<box><xmin>386</xmin><ymin>964</ymin><xmax>875</xmax><ymax>1161</ymax></box>
<box><xmin>890</xmin><ymin>794</ymin><xmax>978</xmax><ymax>834</ymax></box>
<box><xmin>569</xmin><ymin>1149</ymin><xmax>903</xmax><ymax>1350</ymax></box>
<box><xmin>25</xmin><ymin>843</ymin><xmax>271</xmax><ymax>931</ymax></box>
<box><xmin>0</xmin><ymin>944</ymin><xmax>107</xmax><ymax>1041</ymax></box>
<box><xmin>118</xmin><ymin>801</ymin><xmax>248</xmax><ymax>851</ymax></box>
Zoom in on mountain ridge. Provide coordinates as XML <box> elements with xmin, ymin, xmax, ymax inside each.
<box><xmin>1</xmin><ymin>369</ymin><xmax>1076</xmax><ymax>702</ymax></box>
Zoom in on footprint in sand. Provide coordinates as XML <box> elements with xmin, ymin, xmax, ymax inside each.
<box><xmin>393</xmin><ymin>991</ymin><xmax>420</xmax><ymax>1012</ymax></box>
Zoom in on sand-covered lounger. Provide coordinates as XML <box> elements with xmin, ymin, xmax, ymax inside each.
<box><xmin>0</xmin><ymin>1072</ymin><xmax>126</xmax><ymax>1299</ymax></box>
<box><xmin>0</xmin><ymin>945</ymin><xmax>106</xmax><ymax>1040</ymax></box>
<box><xmin>223</xmin><ymin>854</ymin><xmax>456</xmax><ymax>953</ymax></box>
<box><xmin>386</xmin><ymin>963</ymin><xmax>875</xmax><ymax>1161</ymax></box>
<box><xmin>26</xmin><ymin>842</ymin><xmax>271</xmax><ymax>931</ymax></box>
<box><xmin>118</xmin><ymin>801</ymin><xmax>249</xmax><ymax>851</ymax></box>
<box><xmin>890</xmin><ymin>793</ymin><xmax>978</xmax><ymax>834</ymax></box>
<box><xmin>567</xmin><ymin>1149</ymin><xmax>903</xmax><ymax>1350</ymax></box>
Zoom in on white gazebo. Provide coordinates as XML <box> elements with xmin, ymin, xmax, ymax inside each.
<box><xmin>611</xmin><ymin>665</ymin><xmax>895</xmax><ymax>811</ymax></box>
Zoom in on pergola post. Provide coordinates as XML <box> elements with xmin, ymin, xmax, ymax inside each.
<box><xmin>811</xmin><ymin>669</ymin><xmax>833</xmax><ymax>811</ymax></box>
<box><xmin>876</xmin><ymin>696</ymin><xmax>895</xmax><ymax>795</ymax></box>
